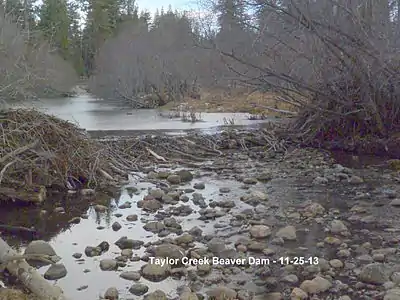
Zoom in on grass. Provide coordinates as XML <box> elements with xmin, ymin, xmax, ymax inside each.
<box><xmin>160</xmin><ymin>87</ymin><xmax>298</xmax><ymax>116</ymax></box>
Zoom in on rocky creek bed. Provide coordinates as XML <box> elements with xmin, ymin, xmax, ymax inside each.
<box><xmin>1</xmin><ymin>129</ymin><xmax>400</xmax><ymax>300</ymax></box>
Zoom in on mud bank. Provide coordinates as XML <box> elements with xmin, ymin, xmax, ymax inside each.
<box><xmin>1</xmin><ymin>131</ymin><xmax>400</xmax><ymax>300</ymax></box>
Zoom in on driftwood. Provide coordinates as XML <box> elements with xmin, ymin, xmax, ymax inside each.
<box><xmin>0</xmin><ymin>237</ymin><xmax>70</xmax><ymax>300</ymax></box>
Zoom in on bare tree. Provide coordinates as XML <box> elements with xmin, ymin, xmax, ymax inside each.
<box><xmin>0</xmin><ymin>7</ymin><xmax>77</xmax><ymax>102</ymax></box>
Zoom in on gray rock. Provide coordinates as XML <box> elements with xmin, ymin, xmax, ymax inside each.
<box><xmin>44</xmin><ymin>263</ymin><xmax>67</xmax><ymax>280</ymax></box>
<box><xmin>194</xmin><ymin>182</ymin><xmax>205</xmax><ymax>189</ymax></box>
<box><xmin>250</xmin><ymin>225</ymin><xmax>272</xmax><ymax>239</ymax></box>
<box><xmin>115</xmin><ymin>237</ymin><xmax>144</xmax><ymax>250</ymax></box>
<box><xmin>358</xmin><ymin>263</ymin><xmax>389</xmax><ymax>284</ymax></box>
<box><xmin>24</xmin><ymin>240</ymin><xmax>58</xmax><ymax>267</ymax></box>
<box><xmin>129</xmin><ymin>283</ymin><xmax>149</xmax><ymax>296</ymax></box>
<box><xmin>112</xmin><ymin>222</ymin><xmax>122</xmax><ymax>231</ymax></box>
<box><xmin>206</xmin><ymin>286</ymin><xmax>237</xmax><ymax>300</ymax></box>
<box><xmin>299</xmin><ymin>276</ymin><xmax>332</xmax><ymax>294</ymax></box>
<box><xmin>100</xmin><ymin>259</ymin><xmax>118</xmax><ymax>271</ymax></box>
<box><xmin>167</xmin><ymin>174</ymin><xmax>181</xmax><ymax>184</ymax></box>
<box><xmin>104</xmin><ymin>287</ymin><xmax>119</xmax><ymax>300</ymax></box>
<box><xmin>177</xmin><ymin>170</ymin><xmax>194</xmax><ymax>182</ymax></box>
<box><xmin>141</xmin><ymin>261</ymin><xmax>170</xmax><ymax>282</ymax></box>
<box><xmin>275</xmin><ymin>226</ymin><xmax>297</xmax><ymax>241</ymax></box>
<box><xmin>144</xmin><ymin>290</ymin><xmax>167</xmax><ymax>300</ymax></box>
<box><xmin>120</xmin><ymin>271</ymin><xmax>141</xmax><ymax>281</ymax></box>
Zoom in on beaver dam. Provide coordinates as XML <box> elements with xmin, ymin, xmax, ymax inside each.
<box><xmin>1</xmin><ymin>108</ymin><xmax>400</xmax><ymax>300</ymax></box>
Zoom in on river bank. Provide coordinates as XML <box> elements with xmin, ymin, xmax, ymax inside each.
<box><xmin>1</xmin><ymin>119</ymin><xmax>400</xmax><ymax>299</ymax></box>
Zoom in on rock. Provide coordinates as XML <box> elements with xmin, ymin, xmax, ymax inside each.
<box><xmin>282</xmin><ymin>274</ymin><xmax>299</xmax><ymax>284</ymax></box>
<box><xmin>175</xmin><ymin>233</ymin><xmax>194</xmax><ymax>245</ymax></box>
<box><xmin>112</xmin><ymin>222</ymin><xmax>122</xmax><ymax>231</ymax></box>
<box><xmin>142</xmin><ymin>199</ymin><xmax>162</xmax><ymax>212</ymax></box>
<box><xmin>243</xmin><ymin>178</ymin><xmax>258</xmax><ymax>184</ymax></box>
<box><xmin>177</xmin><ymin>170</ymin><xmax>194</xmax><ymax>182</ymax></box>
<box><xmin>24</xmin><ymin>240</ymin><xmax>58</xmax><ymax>267</ymax></box>
<box><xmin>115</xmin><ymin>237</ymin><xmax>144</xmax><ymax>250</ymax></box>
<box><xmin>167</xmin><ymin>175</ymin><xmax>181</xmax><ymax>184</ymax></box>
<box><xmin>118</xmin><ymin>201</ymin><xmax>131</xmax><ymax>209</ymax></box>
<box><xmin>358</xmin><ymin>263</ymin><xmax>389</xmax><ymax>284</ymax></box>
<box><xmin>207</xmin><ymin>238</ymin><xmax>226</xmax><ymax>254</ymax></box>
<box><xmin>126</xmin><ymin>214</ymin><xmax>138</xmax><ymax>221</ymax></box>
<box><xmin>275</xmin><ymin>226</ymin><xmax>297</xmax><ymax>240</ymax></box>
<box><xmin>100</xmin><ymin>259</ymin><xmax>118</xmax><ymax>271</ymax></box>
<box><xmin>390</xmin><ymin>199</ymin><xmax>400</xmax><ymax>207</ymax></box>
<box><xmin>141</xmin><ymin>261</ymin><xmax>170</xmax><ymax>282</ymax></box>
<box><xmin>329</xmin><ymin>259</ymin><xmax>344</xmax><ymax>268</ymax></box>
<box><xmin>330</xmin><ymin>220</ymin><xmax>348</xmax><ymax>234</ymax></box>
<box><xmin>72</xmin><ymin>252</ymin><xmax>82</xmax><ymax>259</ymax></box>
<box><xmin>290</xmin><ymin>288</ymin><xmax>307</xmax><ymax>299</ymax></box>
<box><xmin>250</xmin><ymin>225</ymin><xmax>272</xmax><ymax>239</ymax></box>
<box><xmin>348</xmin><ymin>175</ymin><xmax>363</xmax><ymax>184</ymax></box>
<box><xmin>150</xmin><ymin>189</ymin><xmax>165</xmax><ymax>199</ymax></box>
<box><xmin>303</xmin><ymin>203</ymin><xmax>325</xmax><ymax>217</ymax></box>
<box><xmin>94</xmin><ymin>204</ymin><xmax>107</xmax><ymax>212</ymax></box>
<box><xmin>44</xmin><ymin>263</ymin><xmax>67</xmax><ymax>280</ymax></box>
<box><xmin>299</xmin><ymin>276</ymin><xmax>332</xmax><ymax>294</ymax></box>
<box><xmin>180</xmin><ymin>288</ymin><xmax>199</xmax><ymax>300</ymax></box>
<box><xmin>385</xmin><ymin>289</ymin><xmax>400</xmax><ymax>300</ymax></box>
<box><xmin>143</xmin><ymin>222</ymin><xmax>165</xmax><ymax>233</ymax></box>
<box><xmin>219</xmin><ymin>187</ymin><xmax>231</xmax><ymax>193</ymax></box>
<box><xmin>81</xmin><ymin>188</ymin><xmax>95</xmax><ymax>196</ymax></box>
<box><xmin>194</xmin><ymin>182</ymin><xmax>205</xmax><ymax>189</ymax></box>
<box><xmin>129</xmin><ymin>283</ymin><xmax>149</xmax><ymax>296</ymax></box>
<box><xmin>144</xmin><ymin>290</ymin><xmax>167</xmax><ymax>300</ymax></box>
<box><xmin>206</xmin><ymin>286</ymin><xmax>237</xmax><ymax>300</ymax></box>
<box><xmin>313</xmin><ymin>176</ymin><xmax>328</xmax><ymax>185</ymax></box>
<box><xmin>150</xmin><ymin>244</ymin><xmax>185</xmax><ymax>260</ymax></box>
<box><xmin>104</xmin><ymin>287</ymin><xmax>119</xmax><ymax>300</ymax></box>
<box><xmin>120</xmin><ymin>271</ymin><xmax>141</xmax><ymax>281</ymax></box>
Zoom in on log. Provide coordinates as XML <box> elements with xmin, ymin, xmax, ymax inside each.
<box><xmin>0</xmin><ymin>237</ymin><xmax>70</xmax><ymax>300</ymax></box>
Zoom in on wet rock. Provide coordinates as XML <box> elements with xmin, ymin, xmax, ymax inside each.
<box><xmin>175</xmin><ymin>233</ymin><xmax>194</xmax><ymax>245</ymax></box>
<box><xmin>207</xmin><ymin>238</ymin><xmax>226</xmax><ymax>254</ymax></box>
<box><xmin>120</xmin><ymin>271</ymin><xmax>141</xmax><ymax>281</ymax></box>
<box><xmin>141</xmin><ymin>261</ymin><xmax>171</xmax><ymax>282</ymax></box>
<box><xmin>197</xmin><ymin>263</ymin><xmax>212</xmax><ymax>276</ymax></box>
<box><xmin>313</xmin><ymin>176</ymin><xmax>328</xmax><ymax>185</ymax></box>
<box><xmin>390</xmin><ymin>199</ymin><xmax>400</xmax><ymax>207</ymax></box>
<box><xmin>241</xmin><ymin>191</ymin><xmax>268</xmax><ymax>206</ymax></box>
<box><xmin>194</xmin><ymin>182</ymin><xmax>205</xmax><ymax>189</ymax></box>
<box><xmin>303</xmin><ymin>202</ymin><xmax>325</xmax><ymax>217</ymax></box>
<box><xmin>118</xmin><ymin>201</ymin><xmax>131</xmax><ymax>209</ymax></box>
<box><xmin>180</xmin><ymin>287</ymin><xmax>199</xmax><ymax>300</ymax></box>
<box><xmin>177</xmin><ymin>170</ymin><xmax>194</xmax><ymax>182</ymax></box>
<box><xmin>100</xmin><ymin>259</ymin><xmax>118</xmax><ymax>271</ymax></box>
<box><xmin>143</xmin><ymin>222</ymin><xmax>166</xmax><ymax>233</ymax></box>
<box><xmin>68</xmin><ymin>217</ymin><xmax>81</xmax><ymax>224</ymax></box>
<box><xmin>385</xmin><ymin>288</ymin><xmax>400</xmax><ymax>300</ymax></box>
<box><xmin>129</xmin><ymin>283</ymin><xmax>149</xmax><ymax>296</ymax></box>
<box><xmin>104</xmin><ymin>287</ymin><xmax>119</xmax><ymax>300</ymax></box>
<box><xmin>189</xmin><ymin>226</ymin><xmax>203</xmax><ymax>237</ymax></box>
<box><xmin>112</xmin><ymin>222</ymin><xmax>122</xmax><ymax>231</ymax></box>
<box><xmin>256</xmin><ymin>172</ymin><xmax>273</xmax><ymax>182</ymax></box>
<box><xmin>264</xmin><ymin>292</ymin><xmax>283</xmax><ymax>300</ymax></box>
<box><xmin>206</xmin><ymin>286</ymin><xmax>237</xmax><ymax>300</ymax></box>
<box><xmin>72</xmin><ymin>252</ymin><xmax>82</xmax><ymax>259</ymax></box>
<box><xmin>115</xmin><ymin>237</ymin><xmax>144</xmax><ymax>250</ymax></box>
<box><xmin>330</xmin><ymin>220</ymin><xmax>348</xmax><ymax>234</ymax></box>
<box><xmin>144</xmin><ymin>290</ymin><xmax>167</xmax><ymax>300</ymax></box>
<box><xmin>330</xmin><ymin>259</ymin><xmax>344</xmax><ymax>268</ymax></box>
<box><xmin>167</xmin><ymin>174</ymin><xmax>181</xmax><ymax>184</ymax></box>
<box><xmin>94</xmin><ymin>204</ymin><xmax>107</xmax><ymax>212</ymax></box>
<box><xmin>44</xmin><ymin>263</ymin><xmax>67</xmax><ymax>280</ymax></box>
<box><xmin>150</xmin><ymin>243</ymin><xmax>186</xmax><ymax>260</ymax></box>
<box><xmin>219</xmin><ymin>187</ymin><xmax>231</xmax><ymax>193</ymax></box>
<box><xmin>243</xmin><ymin>178</ymin><xmax>258</xmax><ymax>184</ymax></box>
<box><xmin>299</xmin><ymin>276</ymin><xmax>332</xmax><ymax>294</ymax></box>
<box><xmin>290</xmin><ymin>288</ymin><xmax>307</xmax><ymax>299</ymax></box>
<box><xmin>126</xmin><ymin>214</ymin><xmax>138</xmax><ymax>221</ymax></box>
<box><xmin>25</xmin><ymin>240</ymin><xmax>58</xmax><ymax>267</ymax></box>
<box><xmin>358</xmin><ymin>263</ymin><xmax>390</xmax><ymax>284</ymax></box>
<box><xmin>250</xmin><ymin>225</ymin><xmax>272</xmax><ymax>239</ymax></box>
<box><xmin>150</xmin><ymin>189</ymin><xmax>165</xmax><ymax>199</ymax></box>
<box><xmin>282</xmin><ymin>274</ymin><xmax>299</xmax><ymax>284</ymax></box>
<box><xmin>142</xmin><ymin>199</ymin><xmax>162</xmax><ymax>212</ymax></box>
<box><xmin>85</xmin><ymin>246</ymin><xmax>102</xmax><ymax>257</ymax></box>
<box><xmin>275</xmin><ymin>226</ymin><xmax>297</xmax><ymax>241</ymax></box>
<box><xmin>348</xmin><ymin>175</ymin><xmax>364</xmax><ymax>184</ymax></box>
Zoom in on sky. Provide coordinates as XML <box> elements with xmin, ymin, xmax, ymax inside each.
<box><xmin>136</xmin><ymin>0</ymin><xmax>199</xmax><ymax>17</ymax></box>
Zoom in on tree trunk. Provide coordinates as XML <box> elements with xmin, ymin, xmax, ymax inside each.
<box><xmin>0</xmin><ymin>237</ymin><xmax>70</xmax><ymax>300</ymax></box>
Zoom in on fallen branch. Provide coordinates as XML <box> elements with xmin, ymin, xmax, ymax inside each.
<box><xmin>0</xmin><ymin>237</ymin><xmax>70</xmax><ymax>300</ymax></box>
<box><xmin>0</xmin><ymin>141</ymin><xmax>38</xmax><ymax>164</ymax></box>
<box><xmin>146</xmin><ymin>147</ymin><xmax>167</xmax><ymax>162</ymax></box>
<box><xmin>0</xmin><ymin>159</ymin><xmax>16</xmax><ymax>185</ymax></box>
